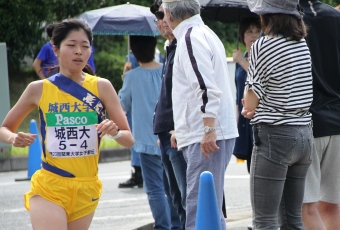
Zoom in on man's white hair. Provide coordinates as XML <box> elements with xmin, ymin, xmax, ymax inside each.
<box><xmin>162</xmin><ymin>0</ymin><xmax>200</xmax><ymax>21</ymax></box>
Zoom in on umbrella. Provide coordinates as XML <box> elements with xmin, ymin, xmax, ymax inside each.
<box><xmin>78</xmin><ymin>3</ymin><xmax>160</xmax><ymax>36</ymax></box>
<box><xmin>78</xmin><ymin>3</ymin><xmax>160</xmax><ymax>62</ymax></box>
<box><xmin>199</xmin><ymin>0</ymin><xmax>258</xmax><ymax>23</ymax></box>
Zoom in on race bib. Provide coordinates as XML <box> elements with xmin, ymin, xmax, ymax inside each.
<box><xmin>46</xmin><ymin>112</ymin><xmax>98</xmax><ymax>158</ymax></box>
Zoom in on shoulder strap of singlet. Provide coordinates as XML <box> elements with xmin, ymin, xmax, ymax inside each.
<box><xmin>47</xmin><ymin>73</ymin><xmax>106</xmax><ymax>122</ymax></box>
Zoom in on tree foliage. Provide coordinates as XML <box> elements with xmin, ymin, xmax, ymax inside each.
<box><xmin>0</xmin><ymin>0</ymin><xmax>155</xmax><ymax>77</ymax></box>
<box><xmin>1</xmin><ymin>0</ymin><xmax>339</xmax><ymax>84</ymax></box>
<box><xmin>0</xmin><ymin>0</ymin><xmax>48</xmax><ymax>73</ymax></box>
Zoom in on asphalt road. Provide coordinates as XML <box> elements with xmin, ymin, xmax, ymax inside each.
<box><xmin>0</xmin><ymin>157</ymin><xmax>252</xmax><ymax>230</ymax></box>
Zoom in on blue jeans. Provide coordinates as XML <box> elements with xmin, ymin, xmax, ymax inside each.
<box><xmin>251</xmin><ymin>124</ymin><xmax>312</xmax><ymax>230</ymax></box>
<box><xmin>126</xmin><ymin>111</ymin><xmax>141</xmax><ymax>167</ymax></box>
<box><xmin>159</xmin><ymin>132</ymin><xmax>187</xmax><ymax>230</ymax></box>
<box><xmin>140</xmin><ymin>153</ymin><xmax>170</xmax><ymax>230</ymax></box>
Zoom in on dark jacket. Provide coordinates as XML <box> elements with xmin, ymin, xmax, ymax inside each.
<box><xmin>300</xmin><ymin>0</ymin><xmax>340</xmax><ymax>137</ymax></box>
<box><xmin>233</xmin><ymin>52</ymin><xmax>253</xmax><ymax>160</ymax></box>
<box><xmin>153</xmin><ymin>39</ymin><xmax>177</xmax><ymax>134</ymax></box>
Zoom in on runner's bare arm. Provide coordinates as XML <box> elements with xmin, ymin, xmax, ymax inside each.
<box><xmin>0</xmin><ymin>80</ymin><xmax>43</xmax><ymax>146</ymax></box>
<box><xmin>97</xmin><ymin>78</ymin><xmax>134</xmax><ymax>148</ymax></box>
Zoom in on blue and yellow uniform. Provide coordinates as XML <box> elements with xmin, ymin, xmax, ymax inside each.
<box><xmin>24</xmin><ymin>74</ymin><xmax>103</xmax><ymax>222</ymax></box>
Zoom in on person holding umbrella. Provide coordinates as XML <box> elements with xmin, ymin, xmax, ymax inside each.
<box><xmin>232</xmin><ymin>16</ymin><xmax>261</xmax><ymax>173</ymax></box>
<box><xmin>118</xmin><ymin>35</ymin><xmax>171</xmax><ymax>229</ymax></box>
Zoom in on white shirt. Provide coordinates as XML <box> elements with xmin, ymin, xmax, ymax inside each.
<box><xmin>172</xmin><ymin>14</ymin><xmax>238</xmax><ymax>149</ymax></box>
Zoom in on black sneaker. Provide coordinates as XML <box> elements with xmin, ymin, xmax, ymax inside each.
<box><xmin>118</xmin><ymin>178</ymin><xmax>143</xmax><ymax>188</ymax></box>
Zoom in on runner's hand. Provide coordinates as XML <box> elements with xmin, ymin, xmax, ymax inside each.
<box><xmin>12</xmin><ymin>132</ymin><xmax>37</xmax><ymax>148</ymax></box>
<box><xmin>95</xmin><ymin>119</ymin><xmax>119</xmax><ymax>138</ymax></box>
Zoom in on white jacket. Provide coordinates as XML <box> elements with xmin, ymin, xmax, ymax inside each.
<box><xmin>172</xmin><ymin>15</ymin><xmax>238</xmax><ymax>149</ymax></box>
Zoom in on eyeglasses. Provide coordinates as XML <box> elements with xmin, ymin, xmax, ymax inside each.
<box><xmin>155</xmin><ymin>11</ymin><xmax>164</xmax><ymax>20</ymax></box>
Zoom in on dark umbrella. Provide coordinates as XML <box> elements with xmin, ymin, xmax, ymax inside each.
<box><xmin>199</xmin><ymin>0</ymin><xmax>257</xmax><ymax>23</ymax></box>
<box><xmin>199</xmin><ymin>0</ymin><xmax>259</xmax><ymax>48</ymax></box>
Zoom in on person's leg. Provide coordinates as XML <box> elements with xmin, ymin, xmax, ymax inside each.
<box><xmin>280</xmin><ymin>164</ymin><xmax>311</xmax><ymax>230</ymax></box>
<box><xmin>159</xmin><ymin>132</ymin><xmax>187</xmax><ymax>229</ymax></box>
<box><xmin>30</xmin><ymin>195</ymin><xmax>68</xmax><ymax>230</ymax></box>
<box><xmin>317</xmin><ymin>135</ymin><xmax>340</xmax><ymax>229</ymax></box>
<box><xmin>168</xmin><ymin>149</ymin><xmax>187</xmax><ymax>229</ymax></box>
<box><xmin>169</xmin><ymin>149</ymin><xmax>187</xmax><ymax>214</ymax></box>
<box><xmin>318</xmin><ymin>201</ymin><xmax>340</xmax><ymax>230</ymax></box>
<box><xmin>251</xmin><ymin>152</ymin><xmax>286</xmax><ymax>229</ymax></box>
<box><xmin>279</xmin><ymin>125</ymin><xmax>312</xmax><ymax>230</ymax></box>
<box><xmin>251</xmin><ymin>124</ymin><xmax>306</xmax><ymax>229</ymax></box>
<box><xmin>183</xmin><ymin>139</ymin><xmax>234</xmax><ymax>230</ymax></box>
<box><xmin>302</xmin><ymin>136</ymin><xmax>324</xmax><ymax>229</ymax></box>
<box><xmin>207</xmin><ymin>139</ymin><xmax>234</xmax><ymax>229</ymax></box>
<box><xmin>118</xmin><ymin>159</ymin><xmax>143</xmax><ymax>188</ymax></box>
<box><xmin>302</xmin><ymin>135</ymin><xmax>340</xmax><ymax>229</ymax></box>
<box><xmin>68</xmin><ymin>212</ymin><xmax>95</xmax><ymax>230</ymax></box>
<box><xmin>140</xmin><ymin>152</ymin><xmax>170</xmax><ymax>230</ymax></box>
<box><xmin>302</xmin><ymin>202</ymin><xmax>326</xmax><ymax>230</ymax></box>
<box><xmin>163</xmin><ymin>169</ymin><xmax>182</xmax><ymax>230</ymax></box>
<box><xmin>159</xmin><ymin>132</ymin><xmax>186</xmax><ymax>229</ymax></box>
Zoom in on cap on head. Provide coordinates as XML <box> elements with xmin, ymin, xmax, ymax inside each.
<box><xmin>247</xmin><ymin>0</ymin><xmax>303</xmax><ymax>19</ymax></box>
<box><xmin>150</xmin><ymin>0</ymin><xmax>162</xmax><ymax>14</ymax></box>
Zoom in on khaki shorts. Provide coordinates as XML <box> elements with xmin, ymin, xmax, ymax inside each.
<box><xmin>24</xmin><ymin>169</ymin><xmax>102</xmax><ymax>222</ymax></box>
<box><xmin>303</xmin><ymin>135</ymin><xmax>340</xmax><ymax>204</ymax></box>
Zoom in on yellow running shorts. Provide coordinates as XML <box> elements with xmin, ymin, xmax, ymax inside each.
<box><xmin>24</xmin><ymin>169</ymin><xmax>102</xmax><ymax>222</ymax></box>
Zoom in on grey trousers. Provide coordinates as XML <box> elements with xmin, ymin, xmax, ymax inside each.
<box><xmin>182</xmin><ymin>138</ymin><xmax>235</xmax><ymax>230</ymax></box>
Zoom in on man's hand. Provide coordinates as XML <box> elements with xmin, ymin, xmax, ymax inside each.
<box><xmin>200</xmin><ymin>131</ymin><xmax>219</xmax><ymax>158</ymax></box>
<box><xmin>169</xmin><ymin>130</ymin><xmax>177</xmax><ymax>148</ymax></box>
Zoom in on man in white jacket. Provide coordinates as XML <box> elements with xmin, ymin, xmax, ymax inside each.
<box><xmin>162</xmin><ymin>0</ymin><xmax>239</xmax><ymax>229</ymax></box>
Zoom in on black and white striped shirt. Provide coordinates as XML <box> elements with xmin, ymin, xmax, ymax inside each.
<box><xmin>246</xmin><ymin>35</ymin><xmax>313</xmax><ymax>125</ymax></box>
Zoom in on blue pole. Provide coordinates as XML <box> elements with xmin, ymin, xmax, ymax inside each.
<box><xmin>27</xmin><ymin>119</ymin><xmax>42</xmax><ymax>178</ymax></box>
<box><xmin>195</xmin><ymin>171</ymin><xmax>222</xmax><ymax>230</ymax></box>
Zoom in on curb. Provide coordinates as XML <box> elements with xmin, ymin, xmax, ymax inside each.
<box><xmin>134</xmin><ymin>208</ymin><xmax>252</xmax><ymax>230</ymax></box>
<box><xmin>135</xmin><ymin>223</ymin><xmax>154</xmax><ymax>230</ymax></box>
<box><xmin>0</xmin><ymin>148</ymin><xmax>131</xmax><ymax>173</ymax></box>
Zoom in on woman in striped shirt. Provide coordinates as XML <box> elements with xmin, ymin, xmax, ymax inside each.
<box><xmin>243</xmin><ymin>0</ymin><xmax>313</xmax><ymax>229</ymax></box>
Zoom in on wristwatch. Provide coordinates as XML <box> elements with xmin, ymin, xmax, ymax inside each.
<box><xmin>204</xmin><ymin>126</ymin><xmax>216</xmax><ymax>134</ymax></box>
<box><xmin>107</xmin><ymin>129</ymin><xmax>123</xmax><ymax>140</ymax></box>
